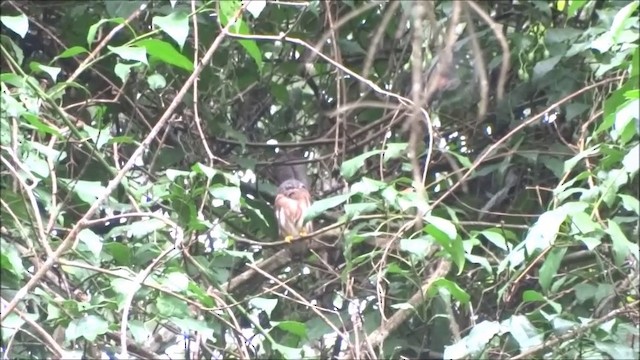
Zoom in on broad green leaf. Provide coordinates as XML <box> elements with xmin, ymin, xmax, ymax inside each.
<box><xmin>2</xmin><ymin>313</ymin><xmax>38</xmax><ymax>341</ymax></box>
<box><xmin>349</xmin><ymin>177</ymin><xmax>386</xmax><ymax>195</ymax></box>
<box><xmin>595</xmin><ymin>341</ymin><xmax>637</xmax><ymax>360</ymax></box>
<box><xmin>503</xmin><ymin>315</ymin><xmax>544</xmax><ymax>350</ymax></box>
<box><xmin>611</xmin><ymin>1</ymin><xmax>639</xmax><ymax>43</ymax></box>
<box><xmin>29</xmin><ymin>62</ymin><xmax>61</xmax><ymax>82</ymax></box>
<box><xmin>0</xmin><ymin>239</ymin><xmax>26</xmax><ymax>279</ymax></box>
<box><xmin>21</xmin><ymin>113</ymin><xmax>61</xmax><ymax>137</ymax></box>
<box><xmin>444</xmin><ymin>320</ymin><xmax>500</xmax><ymax>359</ymax></box>
<box><xmin>209</xmin><ymin>186</ymin><xmax>241</xmax><ymax>210</ymax></box>
<box><xmin>480</xmin><ymin>230</ymin><xmax>508</xmax><ymax>251</ymax></box>
<box><xmin>147</xmin><ymin>73</ymin><xmax>167</xmax><ymax>90</ymax></box>
<box><xmin>532</xmin><ymin>55</ymin><xmax>562</xmax><ymax>80</ymax></box>
<box><xmin>524</xmin><ymin>207</ymin><xmax>567</xmax><ymax>253</ymax></box>
<box><xmin>87</xmin><ymin>18</ymin><xmax>125</xmax><ymax>47</ymax></box>
<box><xmin>152</xmin><ymin>12</ymin><xmax>189</xmax><ymax>49</ymax></box>
<box><xmin>538</xmin><ymin>247</ymin><xmax>566</xmax><ymax>292</ymax></box>
<box><xmin>622</xmin><ymin>143</ymin><xmax>639</xmax><ymax>173</ymax></box>
<box><xmin>60</xmin><ymin>179</ymin><xmax>106</xmax><ymax>204</ymax></box>
<box><xmin>428</xmin><ymin>278</ymin><xmax>470</xmax><ymax>303</ymax></box>
<box><xmin>424</xmin><ymin>215</ymin><xmax>457</xmax><ymax>240</ymax></box>
<box><xmin>567</xmin><ymin>0</ymin><xmax>587</xmax><ymax>18</ymax></box>
<box><xmin>400</xmin><ymin>238</ymin><xmax>432</xmax><ymax>258</ymax></box>
<box><xmin>606</xmin><ymin>220</ymin><xmax>637</xmax><ymax>265</ymax></box>
<box><xmin>1</xmin><ymin>14</ymin><xmax>29</xmax><ymax>38</ymax></box>
<box><xmin>162</xmin><ymin>272</ymin><xmax>189</xmax><ymax>292</ymax></box>
<box><xmin>83</xmin><ymin>124</ymin><xmax>112</xmax><ymax>150</ymax></box>
<box><xmin>569</xmin><ymin>211</ymin><xmax>600</xmax><ymax>234</ymax></box>
<box><xmin>618</xmin><ymin>194</ymin><xmax>639</xmax><ymax>214</ymax></box>
<box><xmin>54</xmin><ymin>46</ymin><xmax>88</xmax><ymax>61</ymax></box>
<box><xmin>563</xmin><ymin>145</ymin><xmax>600</xmax><ymax>173</ymax></box>
<box><xmin>135</xmin><ymin>39</ymin><xmax>193</xmax><ymax>71</ymax></box>
<box><xmin>108</xmin><ymin>45</ymin><xmax>148</xmax><ymax>64</ymax></box>
<box><xmin>156</xmin><ymin>294</ymin><xmax>189</xmax><ymax>317</ymax></box>
<box><xmin>344</xmin><ymin>202</ymin><xmax>378</xmax><ymax>217</ymax></box>
<box><xmin>246</xmin><ymin>0</ymin><xmax>267</xmax><ymax>18</ymax></box>
<box><xmin>103</xmin><ymin>242</ymin><xmax>131</xmax><ymax>265</ymax></box>
<box><xmin>249</xmin><ymin>297</ymin><xmax>278</xmax><ymax>316</ymax></box>
<box><xmin>341</xmin><ymin>150</ymin><xmax>383</xmax><ymax>179</ymax></box>
<box><xmin>114</xmin><ymin>62</ymin><xmax>140</xmax><ymax>84</ymax></box>
<box><xmin>173</xmin><ymin>318</ymin><xmax>216</xmax><ymax>342</ymax></box>
<box><xmin>272</xmin><ymin>343</ymin><xmax>304</xmax><ymax>360</ymax></box>
<box><xmin>275</xmin><ymin>321</ymin><xmax>307</xmax><ymax>338</ymax></box>
<box><xmin>78</xmin><ymin>229</ymin><xmax>103</xmax><ymax>259</ymax></box>
<box><xmin>66</xmin><ymin>315</ymin><xmax>109</xmax><ymax>342</ymax></box>
<box><xmin>304</xmin><ymin>194</ymin><xmax>350</xmax><ymax>222</ymax></box>
<box><xmin>384</xmin><ymin>143</ymin><xmax>408</xmax><ymax>161</ymax></box>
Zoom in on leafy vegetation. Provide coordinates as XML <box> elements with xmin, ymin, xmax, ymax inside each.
<box><xmin>0</xmin><ymin>0</ymin><xmax>638</xmax><ymax>359</ymax></box>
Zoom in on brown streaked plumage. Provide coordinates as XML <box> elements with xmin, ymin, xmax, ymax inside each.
<box><xmin>274</xmin><ymin>179</ymin><xmax>312</xmax><ymax>242</ymax></box>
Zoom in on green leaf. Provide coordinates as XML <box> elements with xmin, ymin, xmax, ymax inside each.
<box><xmin>622</xmin><ymin>143</ymin><xmax>639</xmax><ymax>174</ymax></box>
<box><xmin>341</xmin><ymin>150</ymin><xmax>383</xmax><ymax>179</ymax></box>
<box><xmin>384</xmin><ymin>142</ymin><xmax>408</xmax><ymax>161</ymax></box>
<box><xmin>610</xmin><ymin>1</ymin><xmax>639</xmax><ymax>43</ymax></box>
<box><xmin>606</xmin><ymin>220</ymin><xmax>637</xmax><ymax>266</ymax></box>
<box><xmin>503</xmin><ymin>315</ymin><xmax>544</xmax><ymax>350</ymax></box>
<box><xmin>29</xmin><ymin>62</ymin><xmax>61</xmax><ymax>82</ymax></box>
<box><xmin>246</xmin><ymin>0</ymin><xmax>267</xmax><ymax>18</ymax></box>
<box><xmin>21</xmin><ymin>113</ymin><xmax>62</xmax><ymax>137</ymax></box>
<box><xmin>272</xmin><ymin>343</ymin><xmax>304</xmax><ymax>360</ymax></box>
<box><xmin>275</xmin><ymin>321</ymin><xmax>307</xmax><ymax>338</ymax></box>
<box><xmin>66</xmin><ymin>315</ymin><xmax>109</xmax><ymax>342</ymax></box>
<box><xmin>2</xmin><ymin>313</ymin><xmax>38</xmax><ymax>341</ymax></box>
<box><xmin>532</xmin><ymin>55</ymin><xmax>562</xmax><ymax>80</ymax></box>
<box><xmin>54</xmin><ymin>46</ymin><xmax>88</xmax><ymax>61</ymax></box>
<box><xmin>60</xmin><ymin>179</ymin><xmax>106</xmax><ymax>204</ymax></box>
<box><xmin>135</xmin><ymin>39</ymin><xmax>193</xmax><ymax>71</ymax></box>
<box><xmin>114</xmin><ymin>62</ymin><xmax>140</xmax><ymax>84</ymax></box>
<box><xmin>480</xmin><ymin>230</ymin><xmax>508</xmax><ymax>251</ymax></box>
<box><xmin>1</xmin><ymin>14</ymin><xmax>29</xmax><ymax>38</ymax></box>
<box><xmin>0</xmin><ymin>239</ymin><xmax>26</xmax><ymax>279</ymax></box>
<box><xmin>428</xmin><ymin>278</ymin><xmax>471</xmax><ymax>303</ymax></box>
<box><xmin>400</xmin><ymin>238</ymin><xmax>432</xmax><ymax>258</ymax></box>
<box><xmin>563</xmin><ymin>145</ymin><xmax>600</xmax><ymax>173</ymax></box>
<box><xmin>538</xmin><ymin>247</ymin><xmax>566</xmax><ymax>292</ymax></box>
<box><xmin>87</xmin><ymin>18</ymin><xmax>125</xmax><ymax>47</ymax></box>
<box><xmin>249</xmin><ymin>297</ymin><xmax>278</xmax><ymax>316</ymax></box>
<box><xmin>162</xmin><ymin>272</ymin><xmax>189</xmax><ymax>292</ymax></box>
<box><xmin>152</xmin><ymin>12</ymin><xmax>190</xmax><ymax>49</ymax></box>
<box><xmin>147</xmin><ymin>73</ymin><xmax>167</xmax><ymax>90</ymax></box>
<box><xmin>618</xmin><ymin>194</ymin><xmax>639</xmax><ymax>214</ymax></box>
<box><xmin>444</xmin><ymin>320</ymin><xmax>500</xmax><ymax>359</ymax></box>
<box><xmin>156</xmin><ymin>294</ymin><xmax>189</xmax><ymax>317</ymax></box>
<box><xmin>210</xmin><ymin>186</ymin><xmax>241</xmax><ymax>210</ymax></box>
<box><xmin>108</xmin><ymin>45</ymin><xmax>148</xmax><ymax>64</ymax></box>
<box><xmin>78</xmin><ymin>229</ymin><xmax>103</xmax><ymax>259</ymax></box>
<box><xmin>172</xmin><ymin>318</ymin><xmax>216</xmax><ymax>342</ymax></box>
<box><xmin>424</xmin><ymin>215</ymin><xmax>457</xmax><ymax>240</ymax></box>
<box><xmin>567</xmin><ymin>0</ymin><xmax>587</xmax><ymax>17</ymax></box>
<box><xmin>103</xmin><ymin>242</ymin><xmax>131</xmax><ymax>265</ymax></box>
<box><xmin>349</xmin><ymin>177</ymin><xmax>386</xmax><ymax>195</ymax></box>
<box><xmin>344</xmin><ymin>202</ymin><xmax>378</xmax><ymax>217</ymax></box>
<box><xmin>524</xmin><ymin>207</ymin><xmax>567</xmax><ymax>253</ymax></box>
<box><xmin>304</xmin><ymin>194</ymin><xmax>350</xmax><ymax>222</ymax></box>
<box><xmin>83</xmin><ymin>124</ymin><xmax>112</xmax><ymax>150</ymax></box>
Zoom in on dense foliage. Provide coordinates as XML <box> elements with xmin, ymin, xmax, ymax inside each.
<box><xmin>1</xmin><ymin>0</ymin><xmax>638</xmax><ymax>359</ymax></box>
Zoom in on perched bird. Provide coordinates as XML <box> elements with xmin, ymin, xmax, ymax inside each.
<box><xmin>274</xmin><ymin>178</ymin><xmax>313</xmax><ymax>243</ymax></box>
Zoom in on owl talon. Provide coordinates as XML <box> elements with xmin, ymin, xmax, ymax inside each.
<box><xmin>284</xmin><ymin>235</ymin><xmax>294</xmax><ymax>243</ymax></box>
<box><xmin>300</xmin><ymin>231</ymin><xmax>308</xmax><ymax>237</ymax></box>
